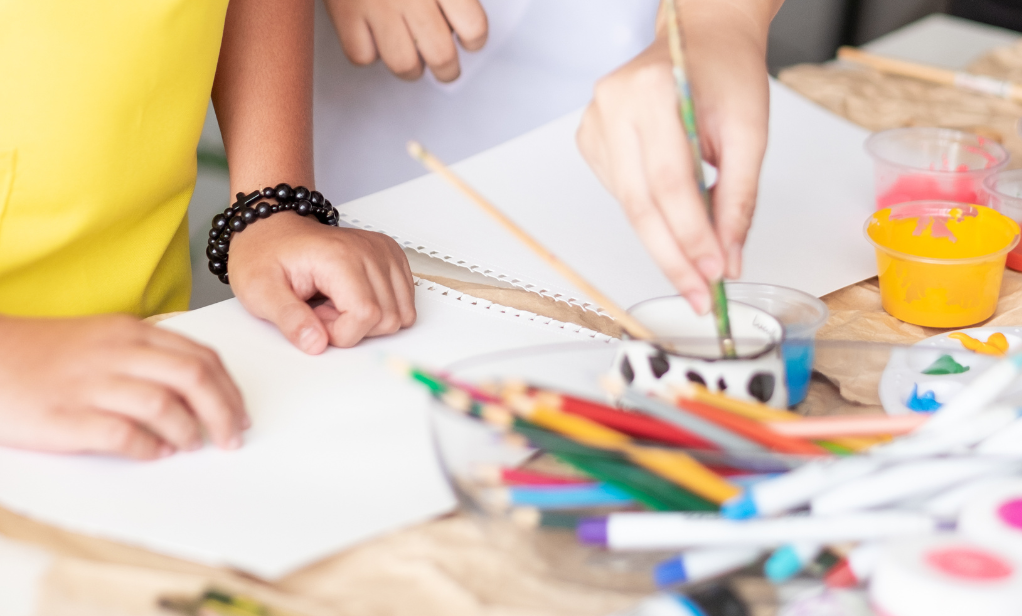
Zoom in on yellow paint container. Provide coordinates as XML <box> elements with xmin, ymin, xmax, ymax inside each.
<box><xmin>865</xmin><ymin>201</ymin><xmax>1020</xmax><ymax>327</ymax></box>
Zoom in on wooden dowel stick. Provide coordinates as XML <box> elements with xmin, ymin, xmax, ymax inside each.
<box><xmin>407</xmin><ymin>141</ymin><xmax>656</xmax><ymax>341</ymax></box>
<box><xmin>837</xmin><ymin>46</ymin><xmax>1022</xmax><ymax>104</ymax></box>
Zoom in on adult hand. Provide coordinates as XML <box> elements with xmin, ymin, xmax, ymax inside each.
<box><xmin>576</xmin><ymin>1</ymin><xmax>777</xmax><ymax>314</ymax></box>
<box><xmin>324</xmin><ymin>0</ymin><xmax>488</xmax><ymax>82</ymax></box>
<box><xmin>228</xmin><ymin>211</ymin><xmax>417</xmax><ymax>354</ymax></box>
<box><xmin>0</xmin><ymin>316</ymin><xmax>247</xmax><ymax>460</ymax></box>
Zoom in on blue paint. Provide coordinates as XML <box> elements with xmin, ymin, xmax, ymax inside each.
<box><xmin>783</xmin><ymin>339</ymin><xmax>814</xmax><ymax>406</ymax></box>
<box><xmin>906</xmin><ymin>384</ymin><xmax>942</xmax><ymax>412</ymax></box>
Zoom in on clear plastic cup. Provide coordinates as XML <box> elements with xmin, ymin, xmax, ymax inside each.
<box><xmin>725</xmin><ymin>282</ymin><xmax>829</xmax><ymax>406</ymax></box>
<box><xmin>984</xmin><ymin>169</ymin><xmax>1022</xmax><ymax>272</ymax></box>
<box><xmin>866</xmin><ymin>127</ymin><xmax>1009</xmax><ymax>210</ymax></box>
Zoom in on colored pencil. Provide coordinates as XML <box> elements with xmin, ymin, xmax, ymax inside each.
<box><xmin>509</xmin><ymin>394</ymin><xmax>740</xmax><ymax>503</ymax></box>
<box><xmin>837</xmin><ymin>46</ymin><xmax>1022</xmax><ymax>103</ymax></box>
<box><xmin>406</xmin><ymin>142</ymin><xmax>656</xmax><ymax>341</ymax></box>
<box><xmin>673</xmin><ymin>397</ymin><xmax>829</xmax><ymax>456</ymax></box>
<box><xmin>765</xmin><ymin>414</ymin><xmax>928</xmax><ymax>438</ymax></box>
<box><xmin>511</xmin><ymin>507</ymin><xmax>594</xmax><ymax>529</ymax></box>
<box><xmin>530</xmin><ymin>390</ymin><xmax>719</xmax><ymax>450</ymax></box>
<box><xmin>514</xmin><ymin>419</ymin><xmax>718</xmax><ymax>511</ymax></box>
<box><xmin>662</xmin><ymin>0</ymin><xmax>735</xmax><ymax>358</ymax></box>
<box><xmin>472</xmin><ymin>465</ymin><xmax>595</xmax><ymax>486</ymax></box>
<box><xmin>481</xmin><ymin>484</ymin><xmax>635</xmax><ymax>510</ymax></box>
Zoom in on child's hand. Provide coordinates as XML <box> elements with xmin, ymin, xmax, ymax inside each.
<box><xmin>227</xmin><ymin>212</ymin><xmax>417</xmax><ymax>354</ymax></box>
<box><xmin>0</xmin><ymin>316</ymin><xmax>247</xmax><ymax>460</ymax></box>
<box><xmin>323</xmin><ymin>0</ymin><xmax>488</xmax><ymax>82</ymax></box>
<box><xmin>576</xmin><ymin>2</ymin><xmax>774</xmax><ymax>315</ymax></box>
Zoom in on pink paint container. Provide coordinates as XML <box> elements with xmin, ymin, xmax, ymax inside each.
<box><xmin>866</xmin><ymin>127</ymin><xmax>1009</xmax><ymax>210</ymax></box>
<box><xmin>983</xmin><ymin>169</ymin><xmax>1022</xmax><ymax>271</ymax></box>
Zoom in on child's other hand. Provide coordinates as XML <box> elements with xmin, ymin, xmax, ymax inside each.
<box><xmin>227</xmin><ymin>212</ymin><xmax>417</xmax><ymax>354</ymax></box>
<box><xmin>0</xmin><ymin>316</ymin><xmax>247</xmax><ymax>460</ymax></box>
<box><xmin>323</xmin><ymin>0</ymin><xmax>488</xmax><ymax>82</ymax></box>
<box><xmin>575</xmin><ymin>2</ymin><xmax>773</xmax><ymax>315</ymax></box>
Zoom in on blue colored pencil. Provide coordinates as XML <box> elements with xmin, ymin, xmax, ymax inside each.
<box><xmin>484</xmin><ymin>483</ymin><xmax>635</xmax><ymax>510</ymax></box>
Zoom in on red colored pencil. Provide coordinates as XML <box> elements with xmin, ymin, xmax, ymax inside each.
<box><xmin>501</xmin><ymin>468</ymin><xmax>595</xmax><ymax>486</ymax></box>
<box><xmin>533</xmin><ymin>391</ymin><xmax>719</xmax><ymax>450</ymax></box>
<box><xmin>674</xmin><ymin>397</ymin><xmax>829</xmax><ymax>456</ymax></box>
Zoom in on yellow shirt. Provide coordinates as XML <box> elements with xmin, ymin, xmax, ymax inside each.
<box><xmin>0</xmin><ymin>0</ymin><xmax>229</xmax><ymax>317</ymax></box>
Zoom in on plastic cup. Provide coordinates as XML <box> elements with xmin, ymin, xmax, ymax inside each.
<box><xmin>866</xmin><ymin>127</ymin><xmax>1009</xmax><ymax>210</ymax></box>
<box><xmin>864</xmin><ymin>201</ymin><xmax>1020</xmax><ymax>328</ymax></box>
<box><xmin>724</xmin><ymin>282</ymin><xmax>829</xmax><ymax>406</ymax></box>
<box><xmin>984</xmin><ymin>169</ymin><xmax>1022</xmax><ymax>272</ymax></box>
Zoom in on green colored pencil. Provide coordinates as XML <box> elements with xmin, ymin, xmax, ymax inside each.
<box><xmin>662</xmin><ymin>0</ymin><xmax>736</xmax><ymax>358</ymax></box>
<box><xmin>513</xmin><ymin>419</ymin><xmax>718</xmax><ymax>512</ymax></box>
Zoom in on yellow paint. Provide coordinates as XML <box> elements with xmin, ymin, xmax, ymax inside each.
<box><xmin>949</xmin><ymin>331</ymin><xmax>1009</xmax><ymax>356</ymax></box>
<box><xmin>866</xmin><ymin>204</ymin><xmax>1020</xmax><ymax>327</ymax></box>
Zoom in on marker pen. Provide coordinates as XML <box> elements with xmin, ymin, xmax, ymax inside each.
<box><xmin>824</xmin><ymin>543</ymin><xmax>880</xmax><ymax>587</ymax></box>
<box><xmin>763</xmin><ymin>542</ymin><xmax>821</xmax><ymax>583</ymax></box>
<box><xmin>577</xmin><ymin>511</ymin><xmax>937</xmax><ymax>550</ymax></box>
<box><xmin>976</xmin><ymin>415</ymin><xmax>1022</xmax><ymax>455</ymax></box>
<box><xmin>811</xmin><ymin>457</ymin><xmax>1014</xmax><ymax>515</ymax></box>
<box><xmin>721</xmin><ymin>457</ymin><xmax>884</xmax><ymax>519</ymax></box>
<box><xmin>920</xmin><ymin>474</ymin><xmax>1021</xmax><ymax>520</ymax></box>
<box><xmin>875</xmin><ymin>405</ymin><xmax>1020</xmax><ymax>459</ymax></box>
<box><xmin>654</xmin><ymin>547</ymin><xmax>763</xmax><ymax>587</ymax></box>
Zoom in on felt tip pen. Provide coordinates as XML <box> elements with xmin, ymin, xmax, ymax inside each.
<box><xmin>921</xmin><ymin>352</ymin><xmax>1022</xmax><ymax>433</ymax></box>
<box><xmin>763</xmin><ymin>542</ymin><xmax>822</xmax><ymax>583</ymax></box>
<box><xmin>577</xmin><ymin>511</ymin><xmax>937</xmax><ymax>550</ymax></box>
<box><xmin>653</xmin><ymin>547</ymin><xmax>763</xmax><ymax>587</ymax></box>
<box><xmin>721</xmin><ymin>457</ymin><xmax>885</xmax><ymax>519</ymax></box>
<box><xmin>481</xmin><ymin>483</ymin><xmax>634</xmax><ymax>511</ymax></box>
<box><xmin>976</xmin><ymin>414</ymin><xmax>1022</xmax><ymax>455</ymax></box>
<box><xmin>920</xmin><ymin>473</ymin><xmax>1022</xmax><ymax>520</ymax></box>
<box><xmin>824</xmin><ymin>543</ymin><xmax>881</xmax><ymax>588</ymax></box>
<box><xmin>873</xmin><ymin>405</ymin><xmax>1020</xmax><ymax>459</ymax></box>
<box><xmin>811</xmin><ymin>457</ymin><xmax>1017</xmax><ymax>515</ymax></box>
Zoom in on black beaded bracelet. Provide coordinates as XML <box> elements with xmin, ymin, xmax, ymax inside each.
<box><xmin>206</xmin><ymin>183</ymin><xmax>339</xmax><ymax>285</ymax></box>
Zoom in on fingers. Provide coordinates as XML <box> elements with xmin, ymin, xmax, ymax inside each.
<box><xmin>391</xmin><ymin>263</ymin><xmax>418</xmax><ymax>328</ymax></box>
<box><xmin>438</xmin><ymin>0</ymin><xmax>488</xmax><ymax>51</ymax></box>
<box><xmin>405</xmin><ymin>1</ymin><xmax>461</xmax><ymax>83</ymax></box>
<box><xmin>50</xmin><ymin>410</ymin><xmax>168</xmax><ymax>461</ymax></box>
<box><xmin>115</xmin><ymin>347</ymin><xmax>247</xmax><ymax>450</ymax></box>
<box><xmin>89</xmin><ymin>377</ymin><xmax>202</xmax><ymax>452</ymax></box>
<box><xmin>242</xmin><ymin>270</ymin><xmax>331</xmax><ymax>356</ymax></box>
<box><xmin>327</xmin><ymin>2</ymin><xmax>378</xmax><ymax>66</ymax></box>
<box><xmin>317</xmin><ymin>262</ymin><xmax>386</xmax><ymax>348</ymax></box>
<box><xmin>143</xmin><ymin>326</ymin><xmax>248</xmax><ymax>430</ymax></box>
<box><xmin>367</xmin><ymin>11</ymin><xmax>423</xmax><ymax>80</ymax></box>
<box><xmin>713</xmin><ymin>124</ymin><xmax>767</xmax><ymax>279</ymax></box>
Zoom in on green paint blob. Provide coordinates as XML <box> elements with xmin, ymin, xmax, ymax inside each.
<box><xmin>922</xmin><ymin>354</ymin><xmax>970</xmax><ymax>375</ymax></box>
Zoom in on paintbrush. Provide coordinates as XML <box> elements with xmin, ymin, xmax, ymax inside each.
<box><xmin>407</xmin><ymin>141</ymin><xmax>656</xmax><ymax>341</ymax></box>
<box><xmin>661</xmin><ymin>0</ymin><xmax>737</xmax><ymax>358</ymax></box>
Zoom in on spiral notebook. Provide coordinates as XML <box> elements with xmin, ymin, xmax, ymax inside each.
<box><xmin>0</xmin><ymin>280</ymin><xmax>609</xmax><ymax>579</ymax></box>
<box><xmin>327</xmin><ymin>79</ymin><xmax>878</xmax><ymax>313</ymax></box>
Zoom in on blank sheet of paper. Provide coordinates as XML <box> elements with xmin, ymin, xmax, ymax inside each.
<box><xmin>335</xmin><ymin>79</ymin><xmax>878</xmax><ymax>310</ymax></box>
<box><xmin>0</xmin><ymin>280</ymin><xmax>607</xmax><ymax>579</ymax></box>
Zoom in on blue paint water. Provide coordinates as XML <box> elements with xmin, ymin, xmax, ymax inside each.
<box><xmin>783</xmin><ymin>340</ymin><xmax>814</xmax><ymax>406</ymax></box>
<box><xmin>906</xmin><ymin>384</ymin><xmax>942</xmax><ymax>412</ymax></box>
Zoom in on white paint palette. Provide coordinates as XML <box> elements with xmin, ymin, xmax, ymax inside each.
<box><xmin>879</xmin><ymin>327</ymin><xmax>1022</xmax><ymax>416</ymax></box>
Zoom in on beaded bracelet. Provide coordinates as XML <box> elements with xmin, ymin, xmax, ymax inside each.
<box><xmin>206</xmin><ymin>183</ymin><xmax>339</xmax><ymax>285</ymax></box>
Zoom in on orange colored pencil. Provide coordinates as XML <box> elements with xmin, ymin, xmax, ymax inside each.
<box><xmin>765</xmin><ymin>414</ymin><xmax>928</xmax><ymax>439</ymax></box>
<box><xmin>673</xmin><ymin>397</ymin><xmax>829</xmax><ymax>456</ymax></box>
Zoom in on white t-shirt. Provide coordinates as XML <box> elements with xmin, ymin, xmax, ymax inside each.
<box><xmin>313</xmin><ymin>0</ymin><xmax>660</xmax><ymax>203</ymax></box>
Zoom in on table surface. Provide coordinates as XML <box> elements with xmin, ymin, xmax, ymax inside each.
<box><xmin>6</xmin><ymin>13</ymin><xmax>1022</xmax><ymax>616</ymax></box>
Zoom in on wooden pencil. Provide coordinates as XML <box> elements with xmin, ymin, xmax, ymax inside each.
<box><xmin>673</xmin><ymin>397</ymin><xmax>830</xmax><ymax>456</ymax></box>
<box><xmin>406</xmin><ymin>141</ymin><xmax>656</xmax><ymax>341</ymax></box>
<box><xmin>838</xmin><ymin>46</ymin><xmax>1022</xmax><ymax>103</ymax></box>
<box><xmin>765</xmin><ymin>414</ymin><xmax>928</xmax><ymax>438</ymax></box>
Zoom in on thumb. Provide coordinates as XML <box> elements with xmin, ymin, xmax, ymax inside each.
<box><xmin>240</xmin><ymin>275</ymin><xmax>329</xmax><ymax>355</ymax></box>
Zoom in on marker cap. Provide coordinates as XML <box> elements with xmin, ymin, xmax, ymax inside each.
<box><xmin>721</xmin><ymin>492</ymin><xmax>757</xmax><ymax>520</ymax></box>
<box><xmin>577</xmin><ymin>517</ymin><xmax>608</xmax><ymax>546</ymax></box>
<box><xmin>958</xmin><ymin>480</ymin><xmax>1022</xmax><ymax>555</ymax></box>
<box><xmin>764</xmin><ymin>544</ymin><xmax>808</xmax><ymax>583</ymax></box>
<box><xmin>654</xmin><ymin>557</ymin><xmax>689</xmax><ymax>588</ymax></box>
<box><xmin>824</xmin><ymin>559</ymin><xmax>857</xmax><ymax>588</ymax></box>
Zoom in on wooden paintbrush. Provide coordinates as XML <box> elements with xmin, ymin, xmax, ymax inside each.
<box><xmin>407</xmin><ymin>141</ymin><xmax>656</xmax><ymax>341</ymax></box>
<box><xmin>662</xmin><ymin>0</ymin><xmax>737</xmax><ymax>358</ymax></box>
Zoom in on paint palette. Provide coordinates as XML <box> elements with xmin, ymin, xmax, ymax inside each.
<box><xmin>879</xmin><ymin>327</ymin><xmax>1022</xmax><ymax>415</ymax></box>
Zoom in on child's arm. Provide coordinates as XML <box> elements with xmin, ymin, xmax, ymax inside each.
<box><xmin>323</xmin><ymin>0</ymin><xmax>488</xmax><ymax>83</ymax></box>
<box><xmin>213</xmin><ymin>0</ymin><xmax>416</xmax><ymax>355</ymax></box>
<box><xmin>576</xmin><ymin>0</ymin><xmax>783</xmax><ymax>315</ymax></box>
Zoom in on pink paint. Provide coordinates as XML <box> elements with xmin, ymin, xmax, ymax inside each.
<box><xmin>997</xmin><ymin>498</ymin><xmax>1022</xmax><ymax>530</ymax></box>
<box><xmin>877</xmin><ymin>171</ymin><xmax>983</xmax><ymax>210</ymax></box>
<box><xmin>926</xmin><ymin>547</ymin><xmax>1013</xmax><ymax>580</ymax></box>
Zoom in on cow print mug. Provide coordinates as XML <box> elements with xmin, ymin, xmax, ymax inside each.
<box><xmin>613</xmin><ymin>296</ymin><xmax>789</xmax><ymax>408</ymax></box>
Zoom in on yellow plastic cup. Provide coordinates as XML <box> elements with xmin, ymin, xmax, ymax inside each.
<box><xmin>864</xmin><ymin>201</ymin><xmax>1020</xmax><ymax>327</ymax></box>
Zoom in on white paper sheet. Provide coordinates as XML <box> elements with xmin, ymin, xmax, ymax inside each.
<box><xmin>0</xmin><ymin>280</ymin><xmax>608</xmax><ymax>579</ymax></box>
<box><xmin>334</xmin><ymin>80</ymin><xmax>878</xmax><ymax>311</ymax></box>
